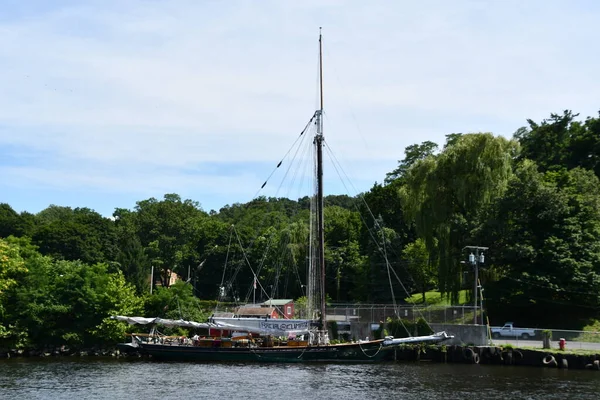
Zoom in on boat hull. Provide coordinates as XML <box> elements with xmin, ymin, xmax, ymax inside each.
<box><xmin>137</xmin><ymin>340</ymin><xmax>395</xmax><ymax>363</ymax></box>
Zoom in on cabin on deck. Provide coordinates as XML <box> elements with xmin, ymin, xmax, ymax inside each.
<box><xmin>261</xmin><ymin>299</ymin><xmax>294</xmax><ymax>319</ymax></box>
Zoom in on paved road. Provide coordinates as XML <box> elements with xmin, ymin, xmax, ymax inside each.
<box><xmin>492</xmin><ymin>338</ymin><xmax>600</xmax><ymax>351</ymax></box>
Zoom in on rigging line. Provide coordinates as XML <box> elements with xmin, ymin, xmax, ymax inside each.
<box><xmin>293</xmin><ymin>255</ymin><xmax>306</xmax><ymax>297</ymax></box>
<box><xmin>282</xmin><ymin>255</ymin><xmax>291</xmax><ymax>298</ymax></box>
<box><xmin>271</xmin><ymin>227</ymin><xmax>299</xmax><ymax>299</ymax></box>
<box><xmin>227</xmin><ymin>211</ymin><xmax>282</xmax><ymax>292</ymax></box>
<box><xmin>242</xmin><ymin>230</ymin><xmax>276</xmax><ymax>304</ymax></box>
<box><xmin>233</xmin><ymin>225</ymin><xmax>270</xmax><ymax>301</ymax></box>
<box><xmin>216</xmin><ymin>226</ymin><xmax>235</xmax><ymax>308</ymax></box>
<box><xmin>378</xmin><ymin>219</ymin><xmax>398</xmax><ymax>316</ymax></box>
<box><xmin>274</xmin><ymin>124</ymin><xmax>313</xmax><ymax>199</ymax></box>
<box><xmin>271</xmin><ymin>232</ymin><xmax>293</xmax><ymax>298</ymax></box>
<box><xmin>246</xmin><ymin>231</ymin><xmax>278</xmax><ymax>304</ymax></box>
<box><xmin>288</xmin><ymin>130</ymin><xmax>314</xmax><ymax>199</ymax></box>
<box><xmin>323</xmin><ymin>144</ymin><xmax>431</xmax><ymax>331</ymax></box>
<box><xmin>253</xmin><ymin>113</ymin><xmax>316</xmax><ymax>198</ymax></box>
<box><xmin>229</xmin><ymin>135</ymin><xmax>313</xmax><ymax>307</ymax></box>
<box><xmin>227</xmin><ymin>228</ymin><xmax>258</xmax><ymax>298</ymax></box>
<box><xmin>237</xmin><ymin>118</ymin><xmax>313</xmax><ymax>269</ymax></box>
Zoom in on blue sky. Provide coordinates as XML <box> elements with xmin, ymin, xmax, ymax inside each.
<box><xmin>1</xmin><ymin>0</ymin><xmax>599</xmax><ymax>216</ymax></box>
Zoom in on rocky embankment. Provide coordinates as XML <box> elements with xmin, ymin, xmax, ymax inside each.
<box><xmin>0</xmin><ymin>347</ymin><xmax>134</xmax><ymax>358</ymax></box>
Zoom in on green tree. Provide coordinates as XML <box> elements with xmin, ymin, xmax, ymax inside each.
<box><xmin>144</xmin><ymin>281</ymin><xmax>210</xmax><ymax>337</ymax></box>
<box><xmin>401</xmin><ymin>133</ymin><xmax>517</xmax><ymax>302</ymax></box>
<box><xmin>116</xmin><ymin>235</ymin><xmax>149</xmax><ymax>294</ymax></box>
<box><xmin>385</xmin><ymin>141</ymin><xmax>438</xmax><ymax>183</ymax></box>
<box><xmin>477</xmin><ymin>161</ymin><xmax>600</xmax><ymax>326</ymax></box>
<box><xmin>516</xmin><ymin>110</ymin><xmax>600</xmax><ymax>178</ymax></box>
<box><xmin>32</xmin><ymin>206</ymin><xmax>117</xmax><ymax>265</ymax></box>
<box><xmin>0</xmin><ymin>238</ymin><xmax>28</xmax><ymax>340</ymax></box>
<box><xmin>402</xmin><ymin>238</ymin><xmax>438</xmax><ymax>303</ymax></box>
<box><xmin>2</xmin><ymin>239</ymin><xmax>142</xmax><ymax>349</ymax></box>
<box><xmin>133</xmin><ymin>194</ymin><xmax>208</xmax><ymax>288</ymax></box>
<box><xmin>0</xmin><ymin>204</ymin><xmax>29</xmax><ymax>238</ymax></box>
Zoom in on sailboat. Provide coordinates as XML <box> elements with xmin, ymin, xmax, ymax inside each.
<box><xmin>114</xmin><ymin>30</ymin><xmax>452</xmax><ymax>362</ymax></box>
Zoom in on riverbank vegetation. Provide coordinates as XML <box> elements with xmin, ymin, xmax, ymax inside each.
<box><xmin>2</xmin><ymin>109</ymin><xmax>600</xmax><ymax>350</ymax></box>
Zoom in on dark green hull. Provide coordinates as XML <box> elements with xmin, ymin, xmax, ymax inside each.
<box><xmin>137</xmin><ymin>340</ymin><xmax>396</xmax><ymax>363</ymax></box>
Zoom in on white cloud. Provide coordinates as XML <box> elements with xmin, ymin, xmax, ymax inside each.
<box><xmin>0</xmin><ymin>0</ymin><xmax>599</xmax><ymax>214</ymax></box>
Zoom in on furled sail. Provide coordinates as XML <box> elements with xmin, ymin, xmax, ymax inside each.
<box><xmin>112</xmin><ymin>315</ymin><xmax>312</xmax><ymax>336</ymax></box>
<box><xmin>111</xmin><ymin>316</ymin><xmax>218</xmax><ymax>330</ymax></box>
<box><xmin>211</xmin><ymin>317</ymin><xmax>312</xmax><ymax>336</ymax></box>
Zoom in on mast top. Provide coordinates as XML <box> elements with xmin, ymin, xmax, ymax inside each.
<box><xmin>318</xmin><ymin>28</ymin><xmax>324</xmax><ymax>113</ymax></box>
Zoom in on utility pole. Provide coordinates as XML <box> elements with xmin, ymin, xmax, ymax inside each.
<box><xmin>480</xmin><ymin>281</ymin><xmax>484</xmax><ymax>326</ymax></box>
<box><xmin>463</xmin><ymin>246</ymin><xmax>488</xmax><ymax>325</ymax></box>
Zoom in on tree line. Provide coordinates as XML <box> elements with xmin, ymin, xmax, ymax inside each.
<box><xmin>1</xmin><ymin>109</ymin><xmax>600</xmax><ymax>350</ymax></box>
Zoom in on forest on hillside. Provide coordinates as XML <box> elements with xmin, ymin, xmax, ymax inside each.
<box><xmin>1</xmin><ymin>109</ymin><xmax>600</xmax><ymax>350</ymax></box>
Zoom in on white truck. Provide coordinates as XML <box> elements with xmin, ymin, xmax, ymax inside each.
<box><xmin>490</xmin><ymin>322</ymin><xmax>536</xmax><ymax>339</ymax></box>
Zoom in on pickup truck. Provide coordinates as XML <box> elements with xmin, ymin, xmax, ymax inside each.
<box><xmin>490</xmin><ymin>322</ymin><xmax>536</xmax><ymax>339</ymax></box>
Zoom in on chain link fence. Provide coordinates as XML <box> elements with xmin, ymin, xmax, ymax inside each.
<box><xmin>490</xmin><ymin>328</ymin><xmax>600</xmax><ymax>350</ymax></box>
<box><xmin>326</xmin><ymin>305</ymin><xmax>600</xmax><ymax>350</ymax></box>
<box><xmin>326</xmin><ymin>304</ymin><xmax>481</xmax><ymax>325</ymax></box>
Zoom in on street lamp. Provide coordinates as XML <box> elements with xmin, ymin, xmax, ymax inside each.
<box><xmin>463</xmin><ymin>246</ymin><xmax>488</xmax><ymax>325</ymax></box>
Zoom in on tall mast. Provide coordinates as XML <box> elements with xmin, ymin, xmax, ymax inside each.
<box><xmin>316</xmin><ymin>28</ymin><xmax>326</xmax><ymax>329</ymax></box>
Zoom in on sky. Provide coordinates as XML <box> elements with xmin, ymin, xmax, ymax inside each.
<box><xmin>1</xmin><ymin>0</ymin><xmax>599</xmax><ymax>216</ymax></box>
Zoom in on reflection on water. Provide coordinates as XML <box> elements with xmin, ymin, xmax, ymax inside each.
<box><xmin>1</xmin><ymin>358</ymin><xmax>599</xmax><ymax>400</ymax></box>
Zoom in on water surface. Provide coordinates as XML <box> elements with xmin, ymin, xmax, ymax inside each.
<box><xmin>1</xmin><ymin>358</ymin><xmax>599</xmax><ymax>399</ymax></box>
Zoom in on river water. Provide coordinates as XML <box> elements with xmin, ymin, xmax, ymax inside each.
<box><xmin>1</xmin><ymin>358</ymin><xmax>599</xmax><ymax>400</ymax></box>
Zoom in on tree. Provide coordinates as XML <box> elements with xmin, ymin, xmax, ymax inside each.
<box><xmin>116</xmin><ymin>235</ymin><xmax>149</xmax><ymax>294</ymax></box>
<box><xmin>400</xmin><ymin>133</ymin><xmax>517</xmax><ymax>302</ymax></box>
<box><xmin>402</xmin><ymin>238</ymin><xmax>437</xmax><ymax>303</ymax></box>
<box><xmin>385</xmin><ymin>141</ymin><xmax>438</xmax><ymax>183</ymax></box>
<box><xmin>323</xmin><ymin>206</ymin><xmax>364</xmax><ymax>301</ymax></box>
<box><xmin>18</xmin><ymin>259</ymin><xmax>143</xmax><ymax>347</ymax></box>
<box><xmin>516</xmin><ymin>110</ymin><xmax>600</xmax><ymax>178</ymax></box>
<box><xmin>476</xmin><ymin>161</ymin><xmax>600</xmax><ymax>326</ymax></box>
<box><xmin>32</xmin><ymin>206</ymin><xmax>117</xmax><ymax>265</ymax></box>
<box><xmin>0</xmin><ymin>204</ymin><xmax>26</xmax><ymax>238</ymax></box>
<box><xmin>88</xmin><ymin>271</ymin><xmax>144</xmax><ymax>345</ymax></box>
<box><xmin>0</xmin><ymin>238</ymin><xmax>28</xmax><ymax>341</ymax></box>
<box><xmin>133</xmin><ymin>194</ymin><xmax>208</xmax><ymax>288</ymax></box>
<box><xmin>144</xmin><ymin>281</ymin><xmax>210</xmax><ymax>334</ymax></box>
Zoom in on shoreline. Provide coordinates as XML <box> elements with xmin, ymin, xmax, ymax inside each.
<box><xmin>3</xmin><ymin>344</ymin><xmax>600</xmax><ymax>371</ymax></box>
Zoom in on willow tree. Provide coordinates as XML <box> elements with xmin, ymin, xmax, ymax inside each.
<box><xmin>400</xmin><ymin>133</ymin><xmax>517</xmax><ymax>302</ymax></box>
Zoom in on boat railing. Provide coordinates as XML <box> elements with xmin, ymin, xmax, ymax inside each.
<box><xmin>128</xmin><ymin>332</ymin><xmax>317</xmax><ymax>349</ymax></box>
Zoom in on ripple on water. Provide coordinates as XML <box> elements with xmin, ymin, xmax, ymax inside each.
<box><xmin>1</xmin><ymin>359</ymin><xmax>600</xmax><ymax>400</ymax></box>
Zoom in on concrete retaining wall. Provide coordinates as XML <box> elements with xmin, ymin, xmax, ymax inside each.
<box><xmin>430</xmin><ymin>324</ymin><xmax>487</xmax><ymax>346</ymax></box>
